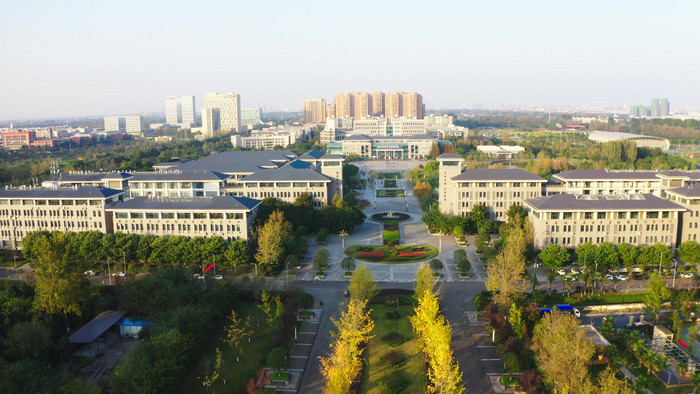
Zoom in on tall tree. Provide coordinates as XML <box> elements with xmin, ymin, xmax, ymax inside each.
<box><xmin>415</xmin><ymin>263</ymin><xmax>437</xmax><ymax>301</ymax></box>
<box><xmin>645</xmin><ymin>273</ymin><xmax>671</xmax><ymax>322</ymax></box>
<box><xmin>486</xmin><ymin>229</ymin><xmax>528</xmax><ymax>307</ymax></box>
<box><xmin>538</xmin><ymin>244</ymin><xmax>570</xmax><ymax>270</ymax></box>
<box><xmin>679</xmin><ymin>240</ymin><xmax>700</xmax><ymax>264</ymax></box>
<box><xmin>532</xmin><ymin>312</ymin><xmax>595</xmax><ymax>393</ymax></box>
<box><xmin>255</xmin><ymin>210</ymin><xmax>293</xmax><ymax>270</ymax></box>
<box><xmin>348</xmin><ymin>264</ymin><xmax>376</xmax><ymax>303</ymax></box>
<box><xmin>32</xmin><ymin>233</ymin><xmax>90</xmax><ymax>330</ymax></box>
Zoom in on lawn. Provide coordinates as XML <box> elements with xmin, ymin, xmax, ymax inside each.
<box><xmin>345</xmin><ymin>245</ymin><xmax>439</xmax><ymax>263</ymax></box>
<box><xmin>178</xmin><ymin>304</ymin><xmax>276</xmax><ymax>393</ymax></box>
<box><xmin>384</xmin><ymin>180</ymin><xmax>397</xmax><ymax>188</ymax></box>
<box><xmin>383</xmin><ymin>230</ymin><xmax>399</xmax><ymax>244</ymax></box>
<box><xmin>377</xmin><ymin>189</ymin><xmax>405</xmax><ymax>197</ymax></box>
<box><xmin>536</xmin><ymin>291</ymin><xmax>649</xmax><ymax>306</ymax></box>
<box><xmin>377</xmin><ymin>172</ymin><xmax>401</xmax><ymax>179</ymax></box>
<box><xmin>360</xmin><ymin>297</ymin><xmax>426</xmax><ymax>393</ymax></box>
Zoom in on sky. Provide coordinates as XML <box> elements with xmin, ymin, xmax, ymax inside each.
<box><xmin>1</xmin><ymin>0</ymin><xmax>699</xmax><ymax>120</ymax></box>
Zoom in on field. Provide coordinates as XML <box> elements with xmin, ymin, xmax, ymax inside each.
<box><xmin>377</xmin><ymin>189</ymin><xmax>405</xmax><ymax>197</ymax></box>
<box><xmin>345</xmin><ymin>245</ymin><xmax>438</xmax><ymax>263</ymax></box>
<box><xmin>360</xmin><ymin>296</ymin><xmax>426</xmax><ymax>393</ymax></box>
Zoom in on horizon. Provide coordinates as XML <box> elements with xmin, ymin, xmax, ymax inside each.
<box><xmin>1</xmin><ymin>0</ymin><xmax>699</xmax><ymax>120</ymax></box>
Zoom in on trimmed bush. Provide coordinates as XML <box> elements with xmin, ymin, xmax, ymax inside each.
<box><xmin>381</xmin><ymin>332</ymin><xmax>407</xmax><ymax>347</ymax></box>
<box><xmin>429</xmin><ymin>259</ymin><xmax>443</xmax><ymax>270</ymax></box>
<box><xmin>380</xmin><ymin>350</ymin><xmax>407</xmax><ymax>367</ymax></box>
<box><xmin>385</xmin><ymin>310</ymin><xmax>401</xmax><ymax>320</ymax></box>
<box><xmin>377</xmin><ymin>371</ymin><xmax>409</xmax><ymax>393</ymax></box>
<box><xmin>315</xmin><ymin>228</ymin><xmax>328</xmax><ymax>244</ymax></box>
<box><xmin>473</xmin><ymin>291</ymin><xmax>492</xmax><ymax>311</ymax></box>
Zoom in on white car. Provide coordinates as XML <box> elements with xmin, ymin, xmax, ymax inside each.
<box><xmin>213</xmin><ymin>275</ymin><xmax>223</xmax><ymax>280</ymax></box>
<box><xmin>112</xmin><ymin>272</ymin><xmax>126</xmax><ymax>278</ymax></box>
<box><xmin>570</xmin><ymin>268</ymin><xmax>582</xmax><ymax>275</ymax></box>
<box><xmin>84</xmin><ymin>270</ymin><xmax>98</xmax><ymax>276</ymax></box>
<box><xmin>605</xmin><ymin>274</ymin><xmax>614</xmax><ymax>280</ymax></box>
<box><xmin>680</xmin><ymin>273</ymin><xmax>695</xmax><ymax>279</ymax></box>
<box><xmin>556</xmin><ymin>269</ymin><xmax>567</xmax><ymax>275</ymax></box>
<box><xmin>616</xmin><ymin>275</ymin><xmax>628</xmax><ymax>281</ymax></box>
<box><xmin>193</xmin><ymin>274</ymin><xmax>205</xmax><ymax>280</ymax></box>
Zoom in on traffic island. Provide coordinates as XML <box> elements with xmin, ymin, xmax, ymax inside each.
<box><xmin>345</xmin><ymin>245</ymin><xmax>439</xmax><ymax>263</ymax></box>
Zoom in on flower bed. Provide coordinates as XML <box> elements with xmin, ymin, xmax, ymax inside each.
<box><xmin>377</xmin><ymin>189</ymin><xmax>405</xmax><ymax>197</ymax></box>
<box><xmin>346</xmin><ymin>245</ymin><xmax>439</xmax><ymax>263</ymax></box>
<box><xmin>371</xmin><ymin>212</ymin><xmax>411</xmax><ymax>222</ymax></box>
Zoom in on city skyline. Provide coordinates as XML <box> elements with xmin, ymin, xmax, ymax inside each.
<box><xmin>1</xmin><ymin>1</ymin><xmax>699</xmax><ymax>120</ymax></box>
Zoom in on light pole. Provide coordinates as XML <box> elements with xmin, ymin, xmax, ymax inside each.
<box><xmin>672</xmin><ymin>259</ymin><xmax>678</xmax><ymax>288</ymax></box>
<box><xmin>339</xmin><ymin>230</ymin><xmax>348</xmax><ymax>250</ymax></box>
<box><xmin>593</xmin><ymin>260</ymin><xmax>598</xmax><ymax>292</ymax></box>
<box><xmin>439</xmin><ymin>232</ymin><xmax>443</xmax><ymax>253</ymax></box>
<box><xmin>13</xmin><ymin>255</ymin><xmax>17</xmax><ymax>269</ymax></box>
<box><xmin>658</xmin><ymin>251</ymin><xmax>664</xmax><ymax>275</ymax></box>
<box><xmin>108</xmin><ymin>260</ymin><xmax>112</xmax><ymax>285</ymax></box>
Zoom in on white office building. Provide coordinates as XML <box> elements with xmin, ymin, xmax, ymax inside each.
<box><xmin>104</xmin><ymin>116</ymin><xmax>143</xmax><ymax>134</ymax></box>
<box><xmin>202</xmin><ymin>92</ymin><xmax>241</xmax><ymax>137</ymax></box>
<box><xmin>165</xmin><ymin>96</ymin><xmax>196</xmax><ymax>128</ymax></box>
<box><xmin>241</xmin><ymin>107</ymin><xmax>263</xmax><ymax>127</ymax></box>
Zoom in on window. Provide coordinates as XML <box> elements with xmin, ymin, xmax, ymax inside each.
<box><xmin>161</xmin><ymin>213</ymin><xmax>174</xmax><ymax>219</ymax></box>
<box><xmin>597</xmin><ymin>212</ymin><xmax>607</xmax><ymax>219</ymax></box>
<box><xmin>260</xmin><ymin>182</ymin><xmax>274</xmax><ymax>188</ymax></box>
<box><xmin>146</xmin><ymin>213</ymin><xmax>159</xmax><ymax>219</ymax></box>
<box><xmin>156</xmin><ymin>182</ymin><xmax>164</xmax><ymax>189</ymax></box>
<box><xmin>584</xmin><ymin>212</ymin><xmax>593</xmax><ymax>219</ymax></box>
<box><xmin>193</xmin><ymin>182</ymin><xmax>204</xmax><ymax>189</ymax></box>
<box><xmin>513</xmin><ymin>182</ymin><xmax>521</xmax><ymax>187</ymax></box>
<box><xmin>177</xmin><ymin>213</ymin><xmax>190</xmax><ymax>219</ymax></box>
<box><xmin>310</xmin><ymin>182</ymin><xmax>324</xmax><ymax>188</ymax></box>
<box><xmin>76</xmin><ymin>200</ymin><xmax>87</xmax><ymax>205</ymax></box>
<box><xmin>293</xmin><ymin>182</ymin><xmax>307</xmax><ymax>188</ymax></box>
<box><xmin>62</xmin><ymin>200</ymin><xmax>74</xmax><ymax>205</ymax></box>
<box><xmin>277</xmin><ymin>183</ymin><xmax>291</xmax><ymax>187</ymax></box>
<box><xmin>563</xmin><ymin>212</ymin><xmax>573</xmax><ymax>219</ymax></box>
<box><xmin>210</xmin><ymin>213</ymin><xmax>223</xmax><ymax>219</ymax></box>
<box><xmin>478</xmin><ymin>182</ymin><xmax>487</xmax><ymax>187</ymax></box>
<box><xmin>550</xmin><ymin>212</ymin><xmax>559</xmax><ymax>219</ymax></box>
<box><xmin>181</xmin><ymin>182</ymin><xmax>191</xmax><ymax>188</ymax></box>
<box><xmin>529</xmin><ymin>182</ymin><xmax>538</xmax><ymax>187</ymax></box>
<box><xmin>130</xmin><ymin>212</ymin><xmax>143</xmax><ymax>219</ymax></box>
<box><xmin>193</xmin><ymin>213</ymin><xmax>207</xmax><ymax>219</ymax></box>
<box><xmin>647</xmin><ymin>211</ymin><xmax>659</xmax><ymax>219</ymax></box>
<box><xmin>617</xmin><ymin>212</ymin><xmax>627</xmax><ymax>219</ymax></box>
<box><xmin>115</xmin><ymin>212</ymin><xmax>128</xmax><ymax>219</ymax></box>
<box><xmin>245</xmin><ymin>183</ymin><xmax>258</xmax><ymax>188</ymax></box>
<box><xmin>496</xmin><ymin>182</ymin><xmax>504</xmax><ymax>187</ymax></box>
<box><xmin>662</xmin><ymin>211</ymin><xmax>670</xmax><ymax>218</ymax></box>
<box><xmin>90</xmin><ymin>200</ymin><xmax>101</xmax><ymax>206</ymax></box>
<box><xmin>630</xmin><ymin>212</ymin><xmax>640</xmax><ymax>219</ymax></box>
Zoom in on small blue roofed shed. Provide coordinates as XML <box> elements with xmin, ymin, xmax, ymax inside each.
<box><xmin>118</xmin><ymin>317</ymin><xmax>154</xmax><ymax>337</ymax></box>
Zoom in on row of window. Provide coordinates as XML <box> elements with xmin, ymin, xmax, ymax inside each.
<box><xmin>1</xmin><ymin>220</ymin><xmax>103</xmax><ymax>230</ymax></box>
<box><xmin>244</xmin><ymin>182</ymin><xmax>326</xmax><ymax>188</ymax></box>
<box><xmin>0</xmin><ymin>199</ymin><xmax>102</xmax><ymax>206</ymax></box>
<box><xmin>115</xmin><ymin>223</ymin><xmax>241</xmax><ymax>233</ymax></box>
<box><xmin>2</xmin><ymin>209</ymin><xmax>101</xmax><ymax>218</ymax></box>
<box><xmin>458</xmin><ymin>182</ymin><xmax>540</xmax><ymax>188</ymax></box>
<box><xmin>548</xmin><ymin>211</ymin><xmax>671</xmax><ymax>220</ymax></box>
<box><xmin>246</xmin><ymin>191</ymin><xmax>325</xmax><ymax>199</ymax></box>
<box><xmin>114</xmin><ymin>212</ymin><xmax>244</xmax><ymax>220</ymax></box>
<box><xmin>131</xmin><ymin>182</ymin><xmax>206</xmax><ymax>189</ymax></box>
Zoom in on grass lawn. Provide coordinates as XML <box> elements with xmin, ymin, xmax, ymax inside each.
<box><xmin>346</xmin><ymin>245</ymin><xmax>438</xmax><ymax>263</ymax></box>
<box><xmin>179</xmin><ymin>304</ymin><xmax>276</xmax><ymax>393</ymax></box>
<box><xmin>377</xmin><ymin>189</ymin><xmax>405</xmax><ymax>197</ymax></box>
<box><xmin>384</xmin><ymin>180</ymin><xmax>397</xmax><ymax>188</ymax></box>
<box><xmin>383</xmin><ymin>230</ymin><xmax>399</xmax><ymax>244</ymax></box>
<box><xmin>500</xmin><ymin>376</ymin><xmax>518</xmax><ymax>386</ymax></box>
<box><xmin>361</xmin><ymin>299</ymin><xmax>426</xmax><ymax>393</ymax></box>
<box><xmin>536</xmin><ymin>291</ymin><xmax>649</xmax><ymax>306</ymax></box>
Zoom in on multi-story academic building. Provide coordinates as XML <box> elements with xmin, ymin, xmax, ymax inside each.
<box><xmin>551</xmin><ymin>169</ymin><xmax>700</xmax><ymax>196</ymax></box>
<box><xmin>107</xmin><ymin>196</ymin><xmax>260</xmax><ymax>241</ymax></box>
<box><xmin>524</xmin><ymin>193</ymin><xmax>683</xmax><ymax>249</ymax></box>
<box><xmin>42</xmin><ymin>172</ymin><xmax>133</xmax><ymax>190</ymax></box>
<box><xmin>327</xmin><ymin>135</ymin><xmax>437</xmax><ymax>160</ymax></box>
<box><xmin>127</xmin><ymin>171</ymin><xmax>229</xmax><ymax>198</ymax></box>
<box><xmin>165</xmin><ymin>96</ymin><xmax>196</xmax><ymax>128</ymax></box>
<box><xmin>0</xmin><ymin>186</ymin><xmax>126</xmax><ymax>249</ymax></box>
<box><xmin>437</xmin><ymin>154</ymin><xmax>546</xmax><ymax>220</ymax></box>
<box><xmin>664</xmin><ymin>185</ymin><xmax>700</xmax><ymax>243</ymax></box>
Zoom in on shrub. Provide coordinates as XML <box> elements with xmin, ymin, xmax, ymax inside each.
<box><xmin>377</xmin><ymin>371</ymin><xmax>409</xmax><ymax>393</ymax></box>
<box><xmin>315</xmin><ymin>228</ymin><xmax>328</xmax><ymax>244</ymax></box>
<box><xmin>385</xmin><ymin>310</ymin><xmax>401</xmax><ymax>320</ymax></box>
<box><xmin>473</xmin><ymin>291</ymin><xmax>492</xmax><ymax>311</ymax></box>
<box><xmin>380</xmin><ymin>350</ymin><xmax>407</xmax><ymax>367</ymax></box>
<box><xmin>453</xmin><ymin>225</ymin><xmax>465</xmax><ymax>239</ymax></box>
<box><xmin>267</xmin><ymin>347</ymin><xmax>288</xmax><ymax>371</ymax></box>
<box><xmin>429</xmin><ymin>259</ymin><xmax>443</xmax><ymax>270</ymax></box>
<box><xmin>284</xmin><ymin>255</ymin><xmax>298</xmax><ymax>268</ymax></box>
<box><xmin>458</xmin><ymin>257</ymin><xmax>471</xmax><ymax>273</ymax></box>
<box><xmin>381</xmin><ymin>332</ymin><xmax>407</xmax><ymax>347</ymax></box>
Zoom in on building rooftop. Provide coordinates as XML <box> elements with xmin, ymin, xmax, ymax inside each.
<box><xmin>297</xmin><ymin>150</ymin><xmax>325</xmax><ymax>160</ymax></box>
<box><xmin>553</xmin><ymin>169</ymin><xmax>660</xmax><ymax>181</ymax></box>
<box><xmin>437</xmin><ymin>153</ymin><xmax>463</xmax><ymax>159</ymax></box>
<box><xmin>48</xmin><ymin>172</ymin><xmax>133</xmax><ymax>183</ymax></box>
<box><xmin>343</xmin><ymin>134</ymin><xmax>436</xmax><ymax>141</ymax></box>
<box><xmin>130</xmin><ymin>170</ymin><xmax>230</xmax><ymax>182</ymax></box>
<box><xmin>580</xmin><ymin>324</ymin><xmax>611</xmax><ymax>347</ymax></box>
<box><xmin>69</xmin><ymin>310</ymin><xmax>126</xmax><ymax>344</ymax></box>
<box><xmin>657</xmin><ymin>170</ymin><xmax>700</xmax><ymax>180</ymax></box>
<box><xmin>240</xmin><ymin>168</ymin><xmax>331</xmax><ymax>182</ymax></box>
<box><xmin>177</xmin><ymin>150</ymin><xmax>298</xmax><ymax>173</ymax></box>
<box><xmin>666</xmin><ymin>185</ymin><xmax>700</xmax><ymax>198</ymax></box>
<box><xmin>107</xmin><ymin>195</ymin><xmax>261</xmax><ymax>211</ymax></box>
<box><xmin>451</xmin><ymin>168</ymin><xmax>546</xmax><ymax>182</ymax></box>
<box><xmin>0</xmin><ymin>186</ymin><xmax>124</xmax><ymax>199</ymax></box>
<box><xmin>319</xmin><ymin>153</ymin><xmax>344</xmax><ymax>160</ymax></box>
<box><xmin>524</xmin><ymin>193</ymin><xmax>685</xmax><ymax>211</ymax></box>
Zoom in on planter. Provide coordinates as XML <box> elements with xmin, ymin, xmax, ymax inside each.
<box><xmin>298</xmin><ymin>310</ymin><xmax>315</xmax><ymax>319</ymax></box>
<box><xmin>432</xmin><ymin>273</ymin><xmax>441</xmax><ymax>278</ymax></box>
<box><xmin>316</xmin><ymin>241</ymin><xmax>327</xmax><ymax>247</ymax></box>
<box><xmin>459</xmin><ymin>273</ymin><xmax>470</xmax><ymax>279</ymax></box>
<box><xmin>343</xmin><ymin>272</ymin><xmax>353</xmax><ymax>278</ymax></box>
<box><xmin>314</xmin><ymin>272</ymin><xmax>325</xmax><ymax>280</ymax></box>
<box><xmin>271</xmin><ymin>372</ymin><xmax>290</xmax><ymax>384</ymax></box>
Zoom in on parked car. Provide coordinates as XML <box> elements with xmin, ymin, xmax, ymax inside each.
<box><xmin>112</xmin><ymin>272</ymin><xmax>126</xmax><ymax>278</ymax></box>
<box><xmin>213</xmin><ymin>275</ymin><xmax>223</xmax><ymax>280</ymax></box>
<box><xmin>570</xmin><ymin>268</ymin><xmax>582</xmax><ymax>274</ymax></box>
<box><xmin>84</xmin><ymin>270</ymin><xmax>98</xmax><ymax>276</ymax></box>
<box><xmin>193</xmin><ymin>274</ymin><xmax>205</xmax><ymax>280</ymax></box>
<box><xmin>556</xmin><ymin>269</ymin><xmax>567</xmax><ymax>275</ymax></box>
<box><xmin>680</xmin><ymin>273</ymin><xmax>695</xmax><ymax>279</ymax></box>
<box><xmin>616</xmin><ymin>275</ymin><xmax>628</xmax><ymax>281</ymax></box>
<box><xmin>604</xmin><ymin>274</ymin><xmax>614</xmax><ymax>280</ymax></box>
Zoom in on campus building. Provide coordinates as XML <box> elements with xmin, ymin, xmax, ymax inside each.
<box><xmin>202</xmin><ymin>92</ymin><xmax>241</xmax><ymax>136</ymax></box>
<box><xmin>331</xmin><ymin>91</ymin><xmax>424</xmax><ymax>119</ymax></box>
<box><xmin>664</xmin><ymin>186</ymin><xmax>700</xmax><ymax>243</ymax></box>
<box><xmin>437</xmin><ymin>154</ymin><xmax>546</xmax><ymax>220</ymax></box>
<box><xmin>2</xmin><ymin>131</ymin><xmax>36</xmax><ymax>150</ymax></box>
<box><xmin>327</xmin><ymin>135</ymin><xmax>437</xmax><ymax>160</ymax></box>
<box><xmin>524</xmin><ymin>193</ymin><xmax>683</xmax><ymax>249</ymax></box>
<box><xmin>165</xmin><ymin>96</ymin><xmax>196</xmax><ymax>128</ymax></box>
<box><xmin>241</xmin><ymin>107</ymin><xmax>263</xmax><ymax>127</ymax></box>
<box><xmin>551</xmin><ymin>169</ymin><xmax>700</xmax><ymax>196</ymax></box>
<box><xmin>230</xmin><ymin>126</ymin><xmax>306</xmax><ymax>150</ymax></box>
<box><xmin>127</xmin><ymin>171</ymin><xmax>229</xmax><ymax>198</ymax></box>
<box><xmin>104</xmin><ymin>116</ymin><xmax>143</xmax><ymax>134</ymax></box>
<box><xmin>42</xmin><ymin>172</ymin><xmax>133</xmax><ymax>190</ymax></box>
<box><xmin>107</xmin><ymin>196</ymin><xmax>260</xmax><ymax>241</ymax></box>
<box><xmin>0</xmin><ymin>186</ymin><xmax>126</xmax><ymax>249</ymax></box>
<box><xmin>303</xmin><ymin>99</ymin><xmax>327</xmax><ymax>124</ymax></box>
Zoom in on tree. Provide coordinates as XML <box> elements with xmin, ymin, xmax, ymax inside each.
<box><xmin>312</xmin><ymin>248</ymin><xmax>330</xmax><ymax>271</ymax></box>
<box><xmin>587</xmin><ymin>367</ymin><xmax>634</xmax><ymax>394</ymax></box>
<box><xmin>645</xmin><ymin>273</ymin><xmax>671</xmax><ymax>323</ymax></box>
<box><xmin>267</xmin><ymin>347</ymin><xmax>288</xmax><ymax>371</ymax></box>
<box><xmin>618</xmin><ymin>243</ymin><xmax>638</xmax><ymax>267</ymax></box>
<box><xmin>32</xmin><ymin>234</ymin><xmax>90</xmax><ymax>330</ymax></box>
<box><xmin>486</xmin><ymin>229</ymin><xmax>528</xmax><ymax>307</ymax></box>
<box><xmin>255</xmin><ymin>210</ymin><xmax>293</xmax><ymax>270</ymax></box>
<box><xmin>415</xmin><ymin>263</ymin><xmax>437</xmax><ymax>301</ymax></box>
<box><xmin>259</xmin><ymin>290</ymin><xmax>283</xmax><ymax>328</ymax></box>
<box><xmin>348</xmin><ymin>264</ymin><xmax>376</xmax><ymax>303</ymax></box>
<box><xmin>430</xmin><ymin>259</ymin><xmax>443</xmax><ymax>270</ymax></box>
<box><xmin>223</xmin><ymin>239</ymin><xmax>249</xmax><ymax>269</ymax></box>
<box><xmin>679</xmin><ymin>240</ymin><xmax>700</xmax><ymax>264</ymax></box>
<box><xmin>538</xmin><ymin>244</ymin><xmax>570</xmax><ymax>270</ymax></box>
<box><xmin>575</xmin><ymin>242</ymin><xmax>598</xmax><ymax>267</ymax></box>
<box><xmin>596</xmin><ymin>242</ymin><xmax>620</xmax><ymax>271</ymax></box>
<box><xmin>224</xmin><ymin>310</ymin><xmax>251</xmax><ymax>351</ymax></box>
<box><xmin>508</xmin><ymin>303</ymin><xmax>525</xmax><ymax>340</ymax></box>
<box><xmin>199</xmin><ymin>347</ymin><xmax>222</xmax><ymax>389</ymax></box>
<box><xmin>428</xmin><ymin>142</ymin><xmax>441</xmax><ymax>158</ymax></box>
<box><xmin>532</xmin><ymin>312</ymin><xmax>595</xmax><ymax>393</ymax></box>
<box><xmin>3</xmin><ymin>320</ymin><xmax>52</xmax><ymax>360</ymax></box>
<box><xmin>453</xmin><ymin>226</ymin><xmax>464</xmax><ymax>240</ymax></box>
<box><xmin>284</xmin><ymin>255</ymin><xmax>299</xmax><ymax>269</ymax></box>
<box><xmin>340</xmin><ymin>257</ymin><xmax>356</xmax><ymax>273</ymax></box>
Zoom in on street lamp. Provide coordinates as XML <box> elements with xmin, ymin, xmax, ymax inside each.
<box><xmin>672</xmin><ymin>259</ymin><xmax>678</xmax><ymax>289</ymax></box>
<box><xmin>339</xmin><ymin>230</ymin><xmax>348</xmax><ymax>250</ymax></box>
<box><xmin>593</xmin><ymin>260</ymin><xmax>598</xmax><ymax>292</ymax></box>
<box><xmin>658</xmin><ymin>251</ymin><xmax>664</xmax><ymax>276</ymax></box>
<box><xmin>13</xmin><ymin>255</ymin><xmax>17</xmax><ymax>269</ymax></box>
<box><xmin>439</xmin><ymin>232</ymin><xmax>443</xmax><ymax>253</ymax></box>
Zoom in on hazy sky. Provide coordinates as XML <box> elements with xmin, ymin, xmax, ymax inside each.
<box><xmin>1</xmin><ymin>0</ymin><xmax>698</xmax><ymax>120</ymax></box>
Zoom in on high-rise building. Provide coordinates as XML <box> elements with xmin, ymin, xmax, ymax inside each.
<box><xmin>651</xmin><ymin>98</ymin><xmax>670</xmax><ymax>118</ymax></box>
<box><xmin>326</xmin><ymin>104</ymin><xmax>336</xmax><ymax>118</ymax></box>
<box><xmin>165</xmin><ymin>96</ymin><xmax>196</xmax><ymax>128</ymax></box>
<box><xmin>203</xmin><ymin>93</ymin><xmax>241</xmax><ymax>137</ymax></box>
<box><xmin>630</xmin><ymin>105</ymin><xmax>649</xmax><ymax>117</ymax></box>
<box><xmin>402</xmin><ymin>92</ymin><xmax>424</xmax><ymax>118</ymax></box>
<box><xmin>104</xmin><ymin>116</ymin><xmax>143</xmax><ymax>134</ymax></box>
<box><xmin>370</xmin><ymin>91</ymin><xmax>384</xmax><ymax>116</ymax></box>
<box><xmin>334</xmin><ymin>93</ymin><xmax>353</xmax><ymax>118</ymax></box>
<box><xmin>385</xmin><ymin>92</ymin><xmax>402</xmax><ymax>118</ymax></box>
<box><xmin>302</xmin><ymin>99</ymin><xmax>327</xmax><ymax>124</ymax></box>
<box><xmin>352</xmin><ymin>92</ymin><xmax>370</xmax><ymax>119</ymax></box>
<box><xmin>241</xmin><ymin>107</ymin><xmax>263</xmax><ymax>126</ymax></box>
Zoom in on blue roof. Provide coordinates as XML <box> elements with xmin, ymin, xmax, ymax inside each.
<box><xmin>118</xmin><ymin>317</ymin><xmax>154</xmax><ymax>327</ymax></box>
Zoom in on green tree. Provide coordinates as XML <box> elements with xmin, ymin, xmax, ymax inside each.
<box><xmin>224</xmin><ymin>310</ymin><xmax>251</xmax><ymax>351</ymax></box>
<box><xmin>538</xmin><ymin>244</ymin><xmax>570</xmax><ymax>270</ymax></box>
<box><xmin>223</xmin><ymin>239</ymin><xmax>249</xmax><ymax>269</ymax></box>
<box><xmin>533</xmin><ymin>312</ymin><xmax>595</xmax><ymax>393</ymax></box>
<box><xmin>596</xmin><ymin>242</ymin><xmax>620</xmax><ymax>271</ymax></box>
<box><xmin>508</xmin><ymin>304</ymin><xmax>525</xmax><ymax>340</ymax></box>
<box><xmin>644</xmin><ymin>273</ymin><xmax>671</xmax><ymax>323</ymax></box>
<box><xmin>32</xmin><ymin>234</ymin><xmax>90</xmax><ymax>330</ymax></box>
<box><xmin>348</xmin><ymin>264</ymin><xmax>376</xmax><ymax>303</ymax></box>
<box><xmin>679</xmin><ymin>240</ymin><xmax>700</xmax><ymax>264</ymax></box>
<box><xmin>618</xmin><ymin>243</ymin><xmax>638</xmax><ymax>267</ymax></box>
<box><xmin>312</xmin><ymin>248</ymin><xmax>330</xmax><ymax>271</ymax></box>
<box><xmin>3</xmin><ymin>320</ymin><xmax>52</xmax><ymax>360</ymax></box>
<box><xmin>267</xmin><ymin>347</ymin><xmax>288</xmax><ymax>371</ymax></box>
<box><xmin>430</xmin><ymin>259</ymin><xmax>443</xmax><ymax>270</ymax></box>
<box><xmin>255</xmin><ymin>210</ymin><xmax>293</xmax><ymax>270</ymax></box>
<box><xmin>340</xmin><ymin>257</ymin><xmax>356</xmax><ymax>272</ymax></box>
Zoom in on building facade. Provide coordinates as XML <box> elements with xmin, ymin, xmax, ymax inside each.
<box><xmin>165</xmin><ymin>96</ymin><xmax>196</xmax><ymax>128</ymax></box>
<box><xmin>231</xmin><ymin>133</ymin><xmax>293</xmax><ymax>150</ymax></box>
<box><xmin>2</xmin><ymin>131</ymin><xmax>36</xmax><ymax>150</ymax></box>
<box><xmin>0</xmin><ymin>186</ymin><xmax>125</xmax><ymax>249</ymax></box>
<box><xmin>525</xmin><ymin>193</ymin><xmax>683</xmax><ymax>249</ymax></box>
<box><xmin>302</xmin><ymin>99</ymin><xmax>327</xmax><ymax>124</ymax></box>
<box><xmin>127</xmin><ymin>171</ymin><xmax>229</xmax><ymax>198</ymax></box>
<box><xmin>651</xmin><ymin>98</ymin><xmax>670</xmax><ymax>118</ymax></box>
<box><xmin>203</xmin><ymin>92</ymin><xmax>241</xmax><ymax>136</ymax></box>
<box><xmin>551</xmin><ymin>169</ymin><xmax>700</xmax><ymax>197</ymax></box>
<box><xmin>104</xmin><ymin>116</ymin><xmax>143</xmax><ymax>134</ymax></box>
<box><xmin>241</xmin><ymin>107</ymin><xmax>263</xmax><ymax>127</ymax></box>
<box><xmin>327</xmin><ymin>135</ymin><xmax>436</xmax><ymax>160</ymax></box>
<box><xmin>107</xmin><ymin>196</ymin><xmax>260</xmax><ymax>241</ymax></box>
<box><xmin>437</xmin><ymin>154</ymin><xmax>547</xmax><ymax>220</ymax></box>
<box><xmin>331</xmin><ymin>91</ymin><xmax>424</xmax><ymax>119</ymax></box>
<box><xmin>664</xmin><ymin>186</ymin><xmax>700</xmax><ymax>243</ymax></box>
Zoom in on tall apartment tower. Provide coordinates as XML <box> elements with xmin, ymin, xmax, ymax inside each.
<box><xmin>403</xmin><ymin>92</ymin><xmax>424</xmax><ymax>118</ymax></box>
<box><xmin>165</xmin><ymin>95</ymin><xmax>196</xmax><ymax>128</ymax></box>
<box><xmin>385</xmin><ymin>92</ymin><xmax>403</xmax><ymax>118</ymax></box>
<box><xmin>203</xmin><ymin>92</ymin><xmax>241</xmax><ymax>137</ymax></box>
<box><xmin>370</xmin><ymin>91</ymin><xmax>384</xmax><ymax>116</ymax></box>
<box><xmin>437</xmin><ymin>153</ymin><xmax>464</xmax><ymax>215</ymax></box>
<box><xmin>651</xmin><ymin>98</ymin><xmax>670</xmax><ymax>117</ymax></box>
<box><xmin>302</xmin><ymin>98</ymin><xmax>327</xmax><ymax>124</ymax></box>
<box><xmin>353</xmin><ymin>92</ymin><xmax>370</xmax><ymax>119</ymax></box>
<box><xmin>326</xmin><ymin>104</ymin><xmax>336</xmax><ymax>118</ymax></box>
<box><xmin>334</xmin><ymin>93</ymin><xmax>353</xmax><ymax>118</ymax></box>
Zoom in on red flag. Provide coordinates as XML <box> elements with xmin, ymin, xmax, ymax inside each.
<box><xmin>204</xmin><ymin>262</ymin><xmax>215</xmax><ymax>273</ymax></box>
